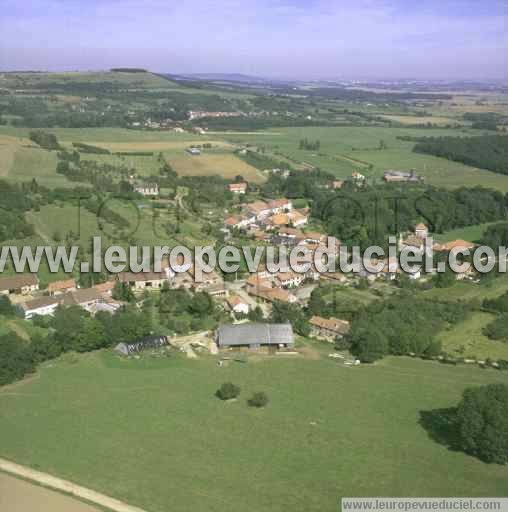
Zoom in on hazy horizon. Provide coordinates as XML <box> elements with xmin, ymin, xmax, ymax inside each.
<box><xmin>1</xmin><ymin>0</ymin><xmax>506</xmax><ymax>81</ymax></box>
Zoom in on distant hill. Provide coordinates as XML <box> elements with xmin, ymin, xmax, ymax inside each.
<box><xmin>178</xmin><ymin>73</ymin><xmax>267</xmax><ymax>83</ymax></box>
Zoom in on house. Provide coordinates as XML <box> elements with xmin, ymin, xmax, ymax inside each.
<box><xmin>401</xmin><ymin>235</ymin><xmax>425</xmax><ymax>251</ymax></box>
<box><xmin>115</xmin><ymin>335</ymin><xmax>170</xmax><ymax>356</ymax></box>
<box><xmin>134</xmin><ymin>183</ymin><xmax>159</xmax><ymax>196</ymax></box>
<box><xmin>288</xmin><ymin>210</ymin><xmax>308</xmax><ymax>227</ymax></box>
<box><xmin>61</xmin><ymin>288</ymin><xmax>103</xmax><ymax>309</ymax></box>
<box><xmin>267</xmin><ymin>198</ymin><xmax>292</xmax><ymax>214</ymax></box>
<box><xmin>437</xmin><ymin>239</ymin><xmax>476</xmax><ymax>253</ymax></box>
<box><xmin>119</xmin><ymin>271</ymin><xmax>168</xmax><ymax>290</ymax></box>
<box><xmin>224</xmin><ymin>214</ymin><xmax>255</xmax><ymax>230</ymax></box>
<box><xmin>227</xmin><ymin>295</ymin><xmax>250</xmax><ymax>315</ymax></box>
<box><xmin>47</xmin><ymin>278</ymin><xmax>77</xmax><ymax>296</ymax></box>
<box><xmin>186</xmin><ymin>147</ymin><xmax>201</xmax><ymax>155</ymax></box>
<box><xmin>216</xmin><ymin>323</ymin><xmax>294</xmax><ymax>349</ymax></box>
<box><xmin>18</xmin><ymin>296</ymin><xmax>60</xmax><ymax>319</ymax></box>
<box><xmin>309</xmin><ymin>316</ymin><xmax>350</xmax><ymax>341</ymax></box>
<box><xmin>0</xmin><ymin>274</ymin><xmax>39</xmax><ymax>296</ymax></box>
<box><xmin>415</xmin><ymin>223</ymin><xmax>429</xmax><ymax>239</ymax></box>
<box><xmin>246</xmin><ymin>274</ymin><xmax>273</xmax><ymax>291</ymax></box>
<box><xmin>187</xmin><ymin>268</ymin><xmax>226</xmax><ymax>296</ymax></box>
<box><xmin>246</xmin><ymin>200</ymin><xmax>272</xmax><ymax>220</ymax></box>
<box><xmin>332</xmin><ymin>180</ymin><xmax>344</xmax><ymax>189</ymax></box>
<box><xmin>228</xmin><ymin>182</ymin><xmax>248</xmax><ymax>194</ymax></box>
<box><xmin>351</xmin><ymin>171</ymin><xmax>365</xmax><ymax>182</ymax></box>
<box><xmin>93</xmin><ymin>280</ymin><xmax>116</xmax><ymax>297</ymax></box>
<box><xmin>303</xmin><ymin>231</ymin><xmax>323</xmax><ymax>244</ymax></box>
<box><xmin>249</xmin><ymin>285</ymin><xmax>297</xmax><ymax>304</ymax></box>
<box><xmin>275</xmin><ymin>271</ymin><xmax>303</xmax><ymax>289</ymax></box>
<box><xmin>277</xmin><ymin>227</ymin><xmax>305</xmax><ymax>244</ymax></box>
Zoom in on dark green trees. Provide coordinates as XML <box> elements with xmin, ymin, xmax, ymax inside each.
<box><xmin>457</xmin><ymin>384</ymin><xmax>508</xmax><ymax>464</ymax></box>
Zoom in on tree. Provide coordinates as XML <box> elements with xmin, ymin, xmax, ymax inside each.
<box><xmin>216</xmin><ymin>382</ymin><xmax>241</xmax><ymax>400</ymax></box>
<box><xmin>112</xmin><ymin>281</ymin><xmax>135</xmax><ymax>302</ymax></box>
<box><xmin>456</xmin><ymin>384</ymin><xmax>508</xmax><ymax>464</ymax></box>
<box><xmin>248</xmin><ymin>391</ymin><xmax>269</xmax><ymax>408</ymax></box>
<box><xmin>270</xmin><ymin>301</ymin><xmax>310</xmax><ymax>336</ymax></box>
<box><xmin>0</xmin><ymin>295</ymin><xmax>15</xmax><ymax>317</ymax></box>
<box><xmin>350</xmin><ymin>325</ymin><xmax>388</xmax><ymax>363</ymax></box>
<box><xmin>248</xmin><ymin>305</ymin><xmax>264</xmax><ymax>322</ymax></box>
<box><xmin>0</xmin><ymin>334</ymin><xmax>35</xmax><ymax>386</ymax></box>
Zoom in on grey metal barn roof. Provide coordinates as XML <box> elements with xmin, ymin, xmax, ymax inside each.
<box><xmin>217</xmin><ymin>323</ymin><xmax>294</xmax><ymax>347</ymax></box>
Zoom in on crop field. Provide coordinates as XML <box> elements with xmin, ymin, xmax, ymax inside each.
<box><xmin>0</xmin><ymin>352</ymin><xmax>506</xmax><ymax>512</ymax></box>
<box><xmin>165</xmin><ymin>151</ymin><xmax>265</xmax><ymax>183</ymax></box>
<box><xmin>219</xmin><ymin>126</ymin><xmax>508</xmax><ymax>191</ymax></box>
<box><xmin>79</xmin><ymin>152</ymin><xmax>161</xmax><ymax>177</ymax></box>
<box><xmin>379</xmin><ymin>115</ymin><xmax>461</xmax><ymax>126</ymax></box>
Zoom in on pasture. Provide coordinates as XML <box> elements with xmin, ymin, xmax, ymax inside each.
<box><xmin>0</xmin><ymin>352</ymin><xmax>506</xmax><ymax>512</ymax></box>
<box><xmin>437</xmin><ymin>312</ymin><xmax>508</xmax><ymax>361</ymax></box>
<box><xmin>165</xmin><ymin>151</ymin><xmax>265</xmax><ymax>183</ymax></box>
<box><xmin>219</xmin><ymin>126</ymin><xmax>508</xmax><ymax>192</ymax></box>
<box><xmin>433</xmin><ymin>222</ymin><xmax>500</xmax><ymax>243</ymax></box>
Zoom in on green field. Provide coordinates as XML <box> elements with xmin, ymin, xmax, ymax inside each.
<box><xmin>219</xmin><ymin>126</ymin><xmax>508</xmax><ymax>192</ymax></box>
<box><xmin>0</xmin><ymin>351</ymin><xmax>506</xmax><ymax>512</ymax></box>
<box><xmin>433</xmin><ymin>222</ymin><xmax>500</xmax><ymax>243</ymax></box>
<box><xmin>165</xmin><ymin>150</ymin><xmax>265</xmax><ymax>183</ymax></box>
<box><xmin>438</xmin><ymin>312</ymin><xmax>508</xmax><ymax>360</ymax></box>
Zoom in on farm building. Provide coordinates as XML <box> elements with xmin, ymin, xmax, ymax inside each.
<box><xmin>216</xmin><ymin>323</ymin><xmax>294</xmax><ymax>349</ymax></box>
<box><xmin>134</xmin><ymin>183</ymin><xmax>159</xmax><ymax>196</ymax></box>
<box><xmin>115</xmin><ymin>335</ymin><xmax>170</xmax><ymax>356</ymax></box>
<box><xmin>18</xmin><ymin>296</ymin><xmax>61</xmax><ymax>319</ymax></box>
<box><xmin>0</xmin><ymin>274</ymin><xmax>39</xmax><ymax>296</ymax></box>
<box><xmin>383</xmin><ymin>170</ymin><xmax>423</xmax><ymax>183</ymax></box>
<box><xmin>309</xmin><ymin>316</ymin><xmax>350</xmax><ymax>341</ymax></box>
<box><xmin>47</xmin><ymin>278</ymin><xmax>77</xmax><ymax>296</ymax></box>
<box><xmin>228</xmin><ymin>182</ymin><xmax>248</xmax><ymax>194</ymax></box>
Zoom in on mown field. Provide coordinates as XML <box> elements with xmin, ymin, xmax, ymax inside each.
<box><xmin>379</xmin><ymin>115</ymin><xmax>462</xmax><ymax>126</ymax></box>
<box><xmin>0</xmin><ymin>351</ymin><xmax>506</xmax><ymax>512</ymax></box>
<box><xmin>165</xmin><ymin>151</ymin><xmax>265</xmax><ymax>183</ymax></box>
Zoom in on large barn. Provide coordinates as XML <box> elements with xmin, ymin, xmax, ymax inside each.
<box><xmin>216</xmin><ymin>323</ymin><xmax>294</xmax><ymax>350</ymax></box>
<box><xmin>115</xmin><ymin>335</ymin><xmax>170</xmax><ymax>356</ymax></box>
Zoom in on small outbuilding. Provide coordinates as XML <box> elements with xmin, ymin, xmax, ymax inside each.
<box><xmin>216</xmin><ymin>323</ymin><xmax>294</xmax><ymax>350</ymax></box>
<box><xmin>115</xmin><ymin>335</ymin><xmax>170</xmax><ymax>356</ymax></box>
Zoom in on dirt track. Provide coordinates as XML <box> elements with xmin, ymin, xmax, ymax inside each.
<box><xmin>0</xmin><ymin>472</ymin><xmax>101</xmax><ymax>512</ymax></box>
<box><xmin>0</xmin><ymin>458</ymin><xmax>149</xmax><ymax>512</ymax></box>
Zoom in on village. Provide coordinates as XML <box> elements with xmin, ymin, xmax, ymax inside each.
<box><xmin>0</xmin><ymin>167</ymin><xmax>479</xmax><ymax>362</ymax></box>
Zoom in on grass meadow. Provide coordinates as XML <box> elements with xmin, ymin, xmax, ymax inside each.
<box><xmin>437</xmin><ymin>312</ymin><xmax>508</xmax><ymax>361</ymax></box>
<box><xmin>219</xmin><ymin>126</ymin><xmax>508</xmax><ymax>192</ymax></box>
<box><xmin>0</xmin><ymin>351</ymin><xmax>506</xmax><ymax>512</ymax></box>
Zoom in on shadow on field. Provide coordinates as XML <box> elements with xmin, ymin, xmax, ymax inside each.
<box><xmin>418</xmin><ymin>407</ymin><xmax>462</xmax><ymax>452</ymax></box>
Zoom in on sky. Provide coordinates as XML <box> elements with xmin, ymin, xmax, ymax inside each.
<box><xmin>0</xmin><ymin>0</ymin><xmax>506</xmax><ymax>80</ymax></box>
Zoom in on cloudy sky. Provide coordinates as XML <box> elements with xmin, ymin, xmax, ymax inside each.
<box><xmin>1</xmin><ymin>0</ymin><xmax>506</xmax><ymax>80</ymax></box>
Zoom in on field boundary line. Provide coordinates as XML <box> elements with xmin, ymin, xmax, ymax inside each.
<box><xmin>0</xmin><ymin>457</ymin><xmax>150</xmax><ymax>512</ymax></box>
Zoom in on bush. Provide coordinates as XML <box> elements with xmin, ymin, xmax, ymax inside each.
<box><xmin>216</xmin><ymin>382</ymin><xmax>240</xmax><ymax>401</ymax></box>
<box><xmin>248</xmin><ymin>391</ymin><xmax>269</xmax><ymax>408</ymax></box>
